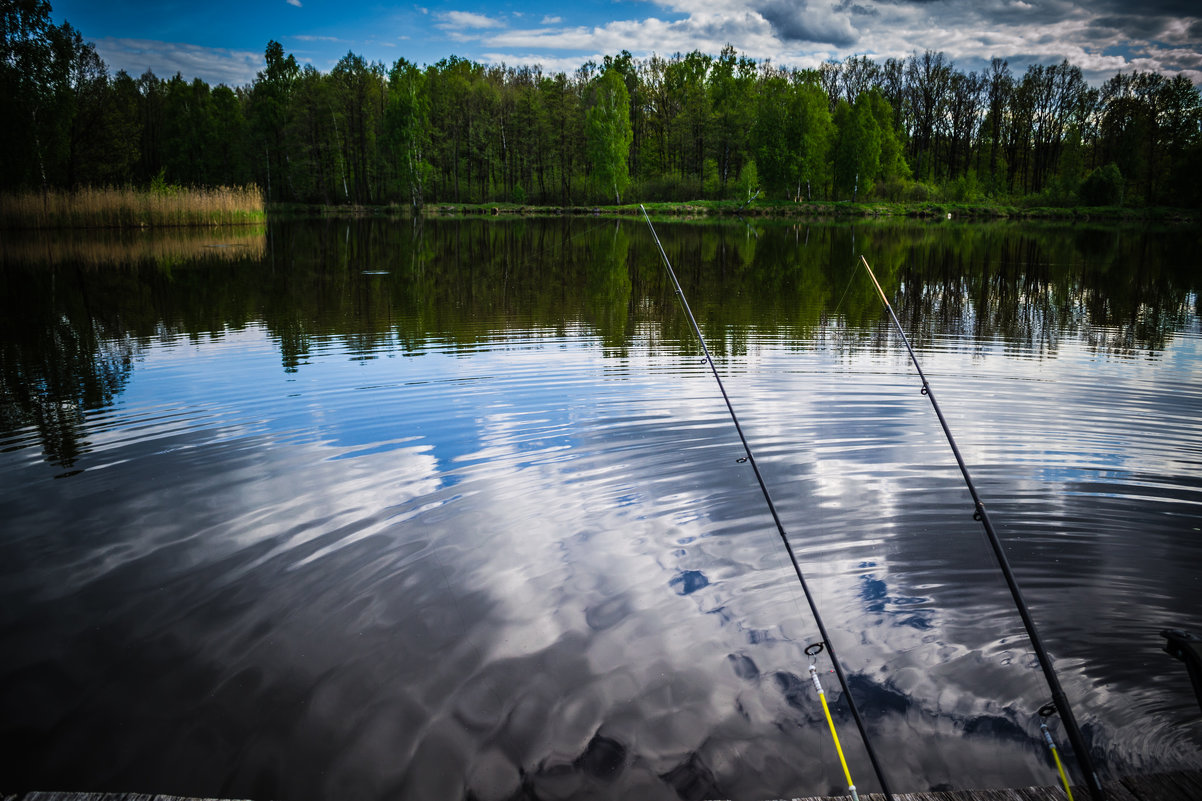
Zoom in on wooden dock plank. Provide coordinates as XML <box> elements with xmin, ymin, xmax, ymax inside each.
<box><xmin>1121</xmin><ymin>771</ymin><xmax>1202</xmax><ymax>800</ymax></box>
<box><xmin>5</xmin><ymin>771</ymin><xmax>1201</xmax><ymax>801</ymax></box>
<box><xmin>11</xmin><ymin>795</ymin><xmax>248</xmax><ymax>801</ymax></box>
<box><xmin>1168</xmin><ymin>771</ymin><xmax>1202</xmax><ymax>799</ymax></box>
<box><xmin>1096</xmin><ymin>779</ymin><xmax>1142</xmax><ymax>801</ymax></box>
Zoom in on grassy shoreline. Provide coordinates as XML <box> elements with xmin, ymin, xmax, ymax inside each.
<box><xmin>5</xmin><ymin>190</ymin><xmax>1195</xmax><ymax>228</ymax></box>
<box><xmin>1</xmin><ymin>186</ymin><xmax>266</xmax><ymax>229</ymax></box>
<box><xmin>272</xmin><ymin>199</ymin><xmax>1201</xmax><ymax>223</ymax></box>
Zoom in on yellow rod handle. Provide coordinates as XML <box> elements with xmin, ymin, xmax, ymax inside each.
<box><xmin>1051</xmin><ymin>742</ymin><xmax>1074</xmax><ymax>801</ymax></box>
<box><xmin>1043</xmin><ymin>723</ymin><xmax>1075</xmax><ymax>801</ymax></box>
<box><xmin>812</xmin><ymin>666</ymin><xmax>857</xmax><ymax>797</ymax></box>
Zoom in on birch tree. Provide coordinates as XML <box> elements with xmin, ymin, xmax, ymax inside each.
<box><xmin>585</xmin><ymin>67</ymin><xmax>633</xmax><ymax>204</ymax></box>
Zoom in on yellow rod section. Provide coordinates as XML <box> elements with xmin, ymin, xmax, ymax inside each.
<box><xmin>1042</xmin><ymin>723</ymin><xmax>1075</xmax><ymax>801</ymax></box>
<box><xmin>860</xmin><ymin>255</ymin><xmax>892</xmax><ymax>309</ymax></box>
<box><xmin>811</xmin><ymin>665</ymin><xmax>859</xmax><ymax>801</ymax></box>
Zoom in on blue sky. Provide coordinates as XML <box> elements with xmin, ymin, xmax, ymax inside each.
<box><xmin>53</xmin><ymin>0</ymin><xmax>1202</xmax><ymax>88</ymax></box>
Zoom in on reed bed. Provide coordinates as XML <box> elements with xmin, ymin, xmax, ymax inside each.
<box><xmin>1</xmin><ymin>225</ymin><xmax>267</xmax><ymax>268</ymax></box>
<box><xmin>1</xmin><ymin>185</ymin><xmax>265</xmax><ymax>229</ymax></box>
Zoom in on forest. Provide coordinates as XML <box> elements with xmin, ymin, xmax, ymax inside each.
<box><xmin>3</xmin><ymin>0</ymin><xmax>1201</xmax><ymax>209</ymax></box>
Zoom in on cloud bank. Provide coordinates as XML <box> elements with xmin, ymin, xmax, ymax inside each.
<box><xmin>92</xmin><ymin>37</ymin><xmax>264</xmax><ymax>86</ymax></box>
<box><xmin>85</xmin><ymin>0</ymin><xmax>1201</xmax><ymax>86</ymax></box>
<box><xmin>466</xmin><ymin>0</ymin><xmax>1201</xmax><ymax>83</ymax></box>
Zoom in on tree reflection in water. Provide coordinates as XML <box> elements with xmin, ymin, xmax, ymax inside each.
<box><xmin>2</xmin><ymin>217</ymin><xmax>1197</xmax><ymax>468</ymax></box>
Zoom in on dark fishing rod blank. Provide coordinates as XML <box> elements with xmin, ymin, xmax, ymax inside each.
<box><xmin>859</xmin><ymin>255</ymin><xmax>1106</xmax><ymax>801</ymax></box>
<box><xmin>641</xmin><ymin>206</ymin><xmax>896</xmax><ymax>800</ymax></box>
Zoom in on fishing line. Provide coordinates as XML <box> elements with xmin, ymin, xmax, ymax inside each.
<box><xmin>641</xmin><ymin>206</ymin><xmax>895</xmax><ymax>800</ymax></box>
<box><xmin>831</xmin><ymin>261</ymin><xmax>860</xmax><ymax>318</ymax></box>
<box><xmin>858</xmin><ymin>254</ymin><xmax>1105</xmax><ymax>801</ymax></box>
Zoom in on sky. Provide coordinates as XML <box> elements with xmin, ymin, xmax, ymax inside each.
<box><xmin>52</xmin><ymin>0</ymin><xmax>1202</xmax><ymax>89</ymax></box>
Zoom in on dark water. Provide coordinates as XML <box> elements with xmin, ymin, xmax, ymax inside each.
<box><xmin>2</xmin><ymin>217</ymin><xmax>1200</xmax><ymax>800</ymax></box>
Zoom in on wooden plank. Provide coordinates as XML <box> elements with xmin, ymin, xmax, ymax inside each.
<box><xmin>12</xmin><ymin>795</ymin><xmax>250</xmax><ymax>801</ymax></box>
<box><xmin>1166</xmin><ymin>771</ymin><xmax>1202</xmax><ymax>799</ymax></box>
<box><xmin>1121</xmin><ymin>772</ymin><xmax>1197</xmax><ymax>800</ymax></box>
<box><xmin>6</xmin><ymin>772</ymin><xmax>1201</xmax><ymax>801</ymax></box>
<box><xmin>1098</xmin><ymin>778</ymin><xmax>1144</xmax><ymax>801</ymax></box>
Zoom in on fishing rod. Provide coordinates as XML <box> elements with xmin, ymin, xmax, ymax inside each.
<box><xmin>641</xmin><ymin>206</ymin><xmax>896</xmax><ymax>801</ymax></box>
<box><xmin>858</xmin><ymin>255</ymin><xmax>1106</xmax><ymax>801</ymax></box>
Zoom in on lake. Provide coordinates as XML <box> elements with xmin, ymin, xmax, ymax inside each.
<box><xmin>2</xmin><ymin>216</ymin><xmax>1200</xmax><ymax>800</ymax></box>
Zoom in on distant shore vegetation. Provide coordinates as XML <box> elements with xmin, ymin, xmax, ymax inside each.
<box><xmin>2</xmin><ymin>0</ymin><xmax>1200</xmax><ymax>224</ymax></box>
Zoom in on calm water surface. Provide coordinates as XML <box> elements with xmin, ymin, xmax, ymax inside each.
<box><xmin>2</xmin><ymin>218</ymin><xmax>1201</xmax><ymax>800</ymax></box>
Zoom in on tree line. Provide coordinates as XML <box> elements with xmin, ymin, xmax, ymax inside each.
<box><xmin>3</xmin><ymin>0</ymin><xmax>1201</xmax><ymax>208</ymax></box>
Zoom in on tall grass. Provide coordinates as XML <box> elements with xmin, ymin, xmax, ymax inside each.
<box><xmin>0</xmin><ymin>185</ymin><xmax>265</xmax><ymax>229</ymax></box>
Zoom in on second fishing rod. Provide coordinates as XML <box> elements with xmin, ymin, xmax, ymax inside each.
<box><xmin>859</xmin><ymin>255</ymin><xmax>1105</xmax><ymax>801</ymax></box>
<box><xmin>641</xmin><ymin>206</ymin><xmax>895</xmax><ymax>801</ymax></box>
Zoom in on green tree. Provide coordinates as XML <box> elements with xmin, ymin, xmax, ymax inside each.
<box><xmin>288</xmin><ymin>65</ymin><xmax>340</xmax><ymax>203</ymax></box>
<box><xmin>709</xmin><ymin>44</ymin><xmax>755</xmax><ymax>192</ymax></box>
<box><xmin>1054</xmin><ymin>124</ymin><xmax>1085</xmax><ymax>202</ymax></box>
<box><xmin>386</xmin><ymin>58</ymin><xmax>431</xmax><ymax>210</ymax></box>
<box><xmin>1</xmin><ymin>0</ymin><xmax>55</xmax><ymax>189</ymax></box>
<box><xmin>160</xmin><ymin>74</ymin><xmax>217</xmax><ymax>185</ymax></box>
<box><xmin>585</xmin><ymin>67</ymin><xmax>633</xmax><ymax>204</ymax></box>
<box><xmin>833</xmin><ymin>96</ymin><xmax>881</xmax><ymax>200</ymax></box>
<box><xmin>752</xmin><ymin>74</ymin><xmax>793</xmax><ymax>198</ymax></box>
<box><xmin>331</xmin><ymin>52</ymin><xmax>384</xmax><ymax>204</ymax></box>
<box><xmin>793</xmin><ymin>80</ymin><xmax>834</xmax><ymax>200</ymax></box>
<box><xmin>663</xmin><ymin>51</ymin><xmax>711</xmax><ymax>181</ymax></box>
<box><xmin>248</xmin><ymin>40</ymin><xmax>298</xmax><ymax>200</ymax></box>
<box><xmin>1156</xmin><ymin>74</ymin><xmax>1202</xmax><ymax>206</ymax></box>
<box><xmin>7</xmin><ymin>14</ymin><xmax>1202</xmax><ymax>212</ymax></box>
<box><xmin>1079</xmin><ymin>162</ymin><xmax>1123</xmax><ymax>205</ymax></box>
<box><xmin>979</xmin><ymin>58</ymin><xmax>1013</xmax><ymax>194</ymax></box>
<box><xmin>46</xmin><ymin>20</ymin><xmax>109</xmax><ymax>187</ymax></box>
<box><xmin>736</xmin><ymin>159</ymin><xmax>758</xmax><ymax>203</ymax></box>
<box><xmin>538</xmin><ymin>71</ymin><xmax>584</xmax><ymax>204</ymax></box>
<box><xmin>426</xmin><ymin>56</ymin><xmax>480</xmax><ymax>202</ymax></box>
<box><xmin>81</xmin><ymin>69</ymin><xmax>141</xmax><ymax>185</ymax></box>
<box><xmin>753</xmin><ymin>74</ymin><xmax>831</xmax><ymax>202</ymax></box>
<box><xmin>209</xmin><ymin>84</ymin><xmax>248</xmax><ymax>186</ymax></box>
<box><xmin>862</xmin><ymin>88</ymin><xmax>909</xmax><ymax>185</ymax></box>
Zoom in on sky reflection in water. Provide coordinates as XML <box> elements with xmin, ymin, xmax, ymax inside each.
<box><xmin>1</xmin><ymin>218</ymin><xmax>1200</xmax><ymax>800</ymax></box>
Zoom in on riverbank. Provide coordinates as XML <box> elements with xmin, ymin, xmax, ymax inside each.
<box><xmin>271</xmin><ymin>198</ymin><xmax>1200</xmax><ymax>223</ymax></box>
<box><xmin>1</xmin><ymin>186</ymin><xmax>265</xmax><ymax>229</ymax></box>
<box><xmin>6</xmin><ymin>192</ymin><xmax>1195</xmax><ymax>228</ymax></box>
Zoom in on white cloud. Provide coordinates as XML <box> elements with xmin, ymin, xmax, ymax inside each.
<box><xmin>436</xmin><ymin>10</ymin><xmax>506</xmax><ymax>30</ymax></box>
<box><xmin>93</xmin><ymin>0</ymin><xmax>1200</xmax><ymax>86</ymax></box>
<box><xmin>286</xmin><ymin>0</ymin><xmax>302</xmax><ymax>6</ymax></box>
<box><xmin>794</xmin><ymin>0</ymin><xmax>1201</xmax><ymax>83</ymax></box>
<box><xmin>92</xmin><ymin>37</ymin><xmax>263</xmax><ymax>86</ymax></box>
<box><xmin>484</xmin><ymin>13</ymin><xmax>779</xmax><ymax>56</ymax></box>
<box><xmin>750</xmin><ymin>0</ymin><xmax>859</xmax><ymax>46</ymax></box>
<box><xmin>478</xmin><ymin>51</ymin><xmax>606</xmax><ymax>74</ymax></box>
<box><xmin>468</xmin><ymin>0</ymin><xmax>1200</xmax><ymax>85</ymax></box>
